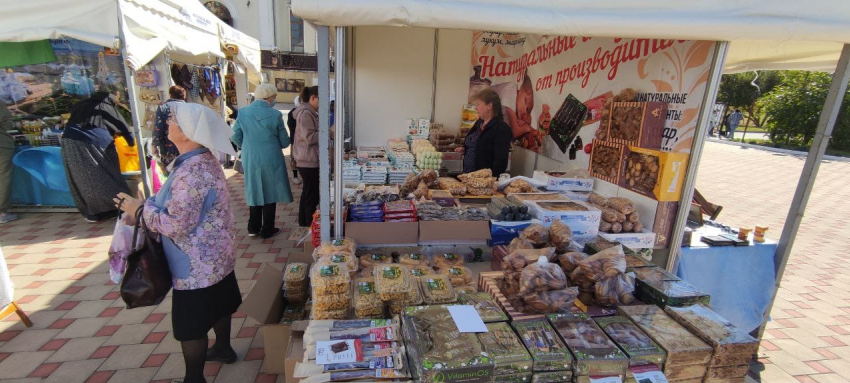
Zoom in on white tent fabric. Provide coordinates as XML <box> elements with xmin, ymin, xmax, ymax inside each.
<box><xmin>0</xmin><ymin>0</ymin><xmax>121</xmax><ymax>48</ymax></box>
<box><xmin>218</xmin><ymin>23</ymin><xmax>263</xmax><ymax>84</ymax></box>
<box><xmin>291</xmin><ymin>0</ymin><xmax>850</xmax><ymax>72</ymax></box>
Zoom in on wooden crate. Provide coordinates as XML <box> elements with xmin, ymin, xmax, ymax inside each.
<box><xmin>589</xmin><ymin>139</ymin><xmax>625</xmax><ymax>184</ymax></box>
<box><xmin>478</xmin><ymin>272</ymin><xmax>544</xmax><ymax>321</ymax></box>
<box><xmin>664</xmin><ymin>305</ymin><xmax>759</xmax><ymax>367</ymax></box>
<box><xmin>617</xmin><ymin>305</ymin><xmax>712</xmax><ymax>370</ymax></box>
<box><xmin>606</xmin><ymin>101</ymin><xmax>667</xmax><ymax>150</ymax></box>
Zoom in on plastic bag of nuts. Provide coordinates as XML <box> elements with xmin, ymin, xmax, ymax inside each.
<box><xmin>594</xmin><ymin>272</ymin><xmax>636</xmax><ymax>307</ymax></box>
<box><xmin>577</xmin><ymin>245</ymin><xmax>627</xmax><ymax>282</ymax></box>
<box><xmin>519</xmin><ymin>223</ymin><xmax>550</xmax><ymax>247</ymax></box>
<box><xmin>508</xmin><ymin>238</ymin><xmax>534</xmax><ymax>253</ymax></box>
<box><xmin>502</xmin><ymin>248</ymin><xmax>556</xmax><ymax>273</ymax></box>
<box><xmin>519</xmin><ymin>257</ymin><xmax>568</xmax><ymax>295</ymax></box>
<box><xmin>557</xmin><ymin>252</ymin><xmax>588</xmax><ymax>274</ymax></box>
<box><xmin>548</xmin><ymin>219</ymin><xmax>573</xmax><ymax>253</ymax></box>
<box><xmin>522</xmin><ymin>286</ymin><xmax>580</xmax><ymax>314</ymax></box>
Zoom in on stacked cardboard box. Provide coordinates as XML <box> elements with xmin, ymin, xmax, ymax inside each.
<box><xmin>665</xmin><ymin>305</ymin><xmax>759</xmax><ymax>383</ymax></box>
<box><xmin>618</xmin><ymin>305</ymin><xmax>713</xmax><ymax>382</ymax></box>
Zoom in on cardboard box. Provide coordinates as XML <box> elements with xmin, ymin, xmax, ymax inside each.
<box><xmin>510</xmin><ymin>319</ymin><xmax>573</xmax><ymax>373</ymax></box>
<box><xmin>238</xmin><ymin>252</ymin><xmax>314</xmax><ymax>375</ymax></box>
<box><xmin>533</xmin><ymin>170</ymin><xmax>594</xmax><ymax>192</ymax></box>
<box><xmin>653</xmin><ymin>201</ymin><xmax>679</xmax><ymax>248</ymax></box>
<box><xmin>618</xmin><ymin>305</ymin><xmax>713</xmax><ymax>368</ymax></box>
<box><xmin>344</xmin><ymin>221</ymin><xmax>419</xmax><ymax>246</ymax></box>
<box><xmin>620</xmin><ymin>146</ymin><xmax>690</xmax><ymax>202</ymax></box>
<box><xmin>606</xmin><ymin>101</ymin><xmax>667</xmax><ymax>150</ymax></box>
<box><xmin>599</xmin><ymin>228</ymin><xmax>657</xmax><ymax>250</ymax></box>
<box><xmin>419</xmin><ymin>220</ymin><xmax>491</xmax><ymax>245</ymax></box>
<box><xmin>547</xmin><ymin>313</ymin><xmax>629</xmax><ymax>376</ymax></box>
<box><xmin>560</xmin><ymin>190</ymin><xmax>591</xmax><ymax>202</ymax></box>
<box><xmin>526</xmin><ymin>200</ymin><xmax>601</xmax><ymax>236</ymax></box>
<box><xmin>594</xmin><ymin>316</ymin><xmax>666</xmax><ymax>367</ymax></box>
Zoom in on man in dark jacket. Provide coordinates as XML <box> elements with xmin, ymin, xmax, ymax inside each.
<box><xmin>287</xmin><ymin>103</ymin><xmax>301</xmax><ymax>185</ymax></box>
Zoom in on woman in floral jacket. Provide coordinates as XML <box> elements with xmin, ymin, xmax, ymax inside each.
<box><xmin>115</xmin><ymin>103</ymin><xmax>239</xmax><ymax>383</ymax></box>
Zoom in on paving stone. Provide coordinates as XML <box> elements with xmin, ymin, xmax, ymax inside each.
<box><xmin>46</xmin><ymin>336</ymin><xmax>109</xmax><ymax>363</ymax></box>
<box><xmin>42</xmin><ymin>359</ymin><xmax>106</xmax><ymax>383</ymax></box>
<box><xmin>55</xmin><ymin>317</ymin><xmax>111</xmax><ymax>339</ymax></box>
<box><xmin>98</xmin><ymin>343</ymin><xmax>157</xmax><ymax>371</ymax></box>
<box><xmin>0</xmin><ymin>351</ymin><xmax>54</xmax><ymax>379</ymax></box>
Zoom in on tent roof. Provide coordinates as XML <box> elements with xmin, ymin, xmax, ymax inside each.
<box><xmin>0</xmin><ymin>0</ymin><xmax>261</xmax><ymax>81</ymax></box>
<box><xmin>291</xmin><ymin>0</ymin><xmax>850</xmax><ymax>72</ymax></box>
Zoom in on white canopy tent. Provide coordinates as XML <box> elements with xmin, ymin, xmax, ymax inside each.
<box><xmin>1</xmin><ymin>0</ymin><xmax>262</xmax><ymax>195</ymax></box>
<box><xmin>292</xmin><ymin>0</ymin><xmax>850</xmax><ymax>340</ymax></box>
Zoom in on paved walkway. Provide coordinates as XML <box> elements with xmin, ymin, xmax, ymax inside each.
<box><xmin>1</xmin><ymin>141</ymin><xmax>849</xmax><ymax>382</ymax></box>
<box><xmin>695</xmin><ymin>141</ymin><xmax>850</xmax><ymax>383</ymax></box>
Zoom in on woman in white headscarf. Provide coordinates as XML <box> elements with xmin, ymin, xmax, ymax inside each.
<box><xmin>114</xmin><ymin>103</ymin><xmax>239</xmax><ymax>383</ymax></box>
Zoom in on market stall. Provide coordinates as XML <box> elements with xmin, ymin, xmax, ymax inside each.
<box><xmin>1</xmin><ymin>0</ymin><xmax>262</xmax><ymax>201</ymax></box>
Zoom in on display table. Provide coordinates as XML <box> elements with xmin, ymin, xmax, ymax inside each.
<box><xmin>676</xmin><ymin>226</ymin><xmax>777</xmax><ymax>333</ymax></box>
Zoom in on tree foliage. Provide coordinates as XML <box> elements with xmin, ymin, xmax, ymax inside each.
<box><xmin>718</xmin><ymin>71</ymin><xmax>782</xmax><ymax>127</ymax></box>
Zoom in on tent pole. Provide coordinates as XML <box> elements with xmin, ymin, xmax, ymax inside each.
<box><xmin>333</xmin><ymin>27</ymin><xmax>345</xmax><ymax>239</ymax></box>
<box><xmin>318</xmin><ymin>25</ymin><xmax>331</xmax><ymax>242</ymax></box>
<box><xmin>117</xmin><ymin>6</ymin><xmax>151</xmax><ymax>198</ymax></box>
<box><xmin>665</xmin><ymin>41</ymin><xmax>729</xmax><ymax>272</ymax></box>
<box><xmin>758</xmin><ymin>43</ymin><xmax>850</xmax><ymax>339</ymax></box>
<box><xmin>430</xmin><ymin>29</ymin><xmax>439</xmax><ymax>122</ymax></box>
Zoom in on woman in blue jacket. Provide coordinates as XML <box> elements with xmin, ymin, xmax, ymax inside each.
<box><xmin>231</xmin><ymin>84</ymin><xmax>293</xmax><ymax>238</ymax></box>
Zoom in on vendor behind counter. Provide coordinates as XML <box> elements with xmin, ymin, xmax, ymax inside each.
<box><xmin>457</xmin><ymin>88</ymin><xmax>512</xmax><ymax>176</ymax></box>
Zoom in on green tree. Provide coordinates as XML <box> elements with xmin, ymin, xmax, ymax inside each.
<box><xmin>718</xmin><ymin>71</ymin><xmax>782</xmax><ymax>128</ymax></box>
<box><xmin>758</xmin><ymin>71</ymin><xmax>834</xmax><ymax>146</ymax></box>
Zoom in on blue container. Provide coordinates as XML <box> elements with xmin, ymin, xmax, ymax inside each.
<box><xmin>11</xmin><ymin>147</ymin><xmax>76</xmax><ymax>207</ymax></box>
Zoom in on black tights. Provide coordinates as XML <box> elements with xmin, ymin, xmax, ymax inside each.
<box><xmin>180</xmin><ymin>315</ymin><xmax>232</xmax><ymax>383</ymax></box>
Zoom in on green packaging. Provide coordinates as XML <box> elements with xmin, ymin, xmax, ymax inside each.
<box><xmin>458</xmin><ymin>292</ymin><xmax>509</xmax><ymax>322</ymax></box>
<box><xmin>594</xmin><ymin>316</ymin><xmax>666</xmax><ymax>367</ymax></box>
<box><xmin>510</xmin><ymin>319</ymin><xmax>573</xmax><ymax>373</ymax></box>
<box><xmin>635</xmin><ymin>279</ymin><xmax>710</xmax><ymax>307</ymax></box>
<box><xmin>546</xmin><ymin>313</ymin><xmax>628</xmax><ymax>377</ymax></box>
<box><xmin>477</xmin><ymin>322</ymin><xmax>533</xmax><ymax>376</ymax></box>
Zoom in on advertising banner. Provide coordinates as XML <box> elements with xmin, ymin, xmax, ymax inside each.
<box><xmin>468</xmin><ymin>32</ymin><xmax>716</xmax><ymax>165</ymax></box>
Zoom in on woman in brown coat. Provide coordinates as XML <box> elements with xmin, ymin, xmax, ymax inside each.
<box><xmin>291</xmin><ymin>86</ymin><xmax>320</xmax><ymax>227</ymax></box>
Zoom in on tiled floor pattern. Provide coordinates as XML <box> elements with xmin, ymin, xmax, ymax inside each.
<box><xmin>0</xmin><ymin>142</ymin><xmax>849</xmax><ymax>381</ymax></box>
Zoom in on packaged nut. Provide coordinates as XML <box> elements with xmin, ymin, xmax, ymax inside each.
<box><xmin>409</xmin><ymin>265</ymin><xmax>435</xmax><ymax>277</ymax></box>
<box><xmin>284</xmin><ymin>262</ymin><xmax>308</xmax><ymax>289</ymax></box>
<box><xmin>317</xmin><ymin>237</ymin><xmax>357</xmax><ymax>255</ymax></box>
<box><xmin>577</xmin><ymin>245</ymin><xmax>627</xmax><ymax>282</ymax></box>
<box><xmin>458</xmin><ymin>168</ymin><xmax>492</xmax><ymax>181</ymax></box>
<box><xmin>420</xmin><ymin>275</ymin><xmax>458</xmax><ymax>304</ymax></box>
<box><xmin>503</xmin><ymin>248</ymin><xmax>556</xmax><ymax>273</ymax></box>
<box><xmin>398</xmin><ymin>253</ymin><xmax>430</xmax><ymax>267</ymax></box>
<box><xmin>440</xmin><ymin>266</ymin><xmax>473</xmax><ymax>287</ymax></box>
<box><xmin>359</xmin><ymin>266</ymin><xmax>376</xmax><ymax>278</ymax></box>
<box><xmin>374</xmin><ymin>264</ymin><xmax>411</xmax><ymax>301</ymax></box>
<box><xmin>312</xmin><ymin>308</ymin><xmax>348</xmax><ymax>320</ymax></box>
<box><xmin>522</xmin><ymin>287</ymin><xmax>579</xmax><ymax>314</ymax></box>
<box><xmin>557</xmin><ymin>251</ymin><xmax>588</xmax><ymax>274</ymax></box>
<box><xmin>594</xmin><ymin>273</ymin><xmax>636</xmax><ymax>307</ymax></box>
<box><xmin>508</xmin><ymin>238</ymin><xmax>535</xmax><ymax>253</ymax></box>
<box><xmin>311</xmin><ymin>263</ymin><xmax>351</xmax><ymax>295</ymax></box>
<box><xmin>389</xmin><ymin>282</ymin><xmax>424</xmax><ymax>315</ymax></box>
<box><xmin>548</xmin><ymin>220</ymin><xmax>573</xmax><ymax>253</ymax></box>
<box><xmin>519</xmin><ymin>223</ymin><xmax>549</xmax><ymax>246</ymax></box>
<box><xmin>458</xmin><ymin>292</ymin><xmax>508</xmax><ymax>322</ymax></box>
<box><xmin>519</xmin><ymin>257</ymin><xmax>568</xmax><ymax>295</ymax></box>
<box><xmin>353</xmin><ymin>278</ymin><xmax>384</xmax><ymax>318</ymax></box>
<box><xmin>433</xmin><ymin>253</ymin><xmax>465</xmax><ymax>270</ymax></box>
<box><xmin>316</xmin><ymin>253</ymin><xmax>358</xmax><ymax>273</ymax></box>
<box><xmin>359</xmin><ymin>253</ymin><xmax>392</xmax><ymax>268</ymax></box>
<box><xmin>455</xmin><ymin>285</ymin><xmax>478</xmax><ymax>295</ymax></box>
<box><xmin>313</xmin><ymin>292</ymin><xmax>350</xmax><ymax>311</ymax></box>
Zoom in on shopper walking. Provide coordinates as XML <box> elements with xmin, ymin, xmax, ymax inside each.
<box><xmin>61</xmin><ymin>92</ymin><xmax>133</xmax><ymax>222</ymax></box>
<box><xmin>292</xmin><ymin>86</ymin><xmax>320</xmax><ymax>227</ymax></box>
<box><xmin>151</xmin><ymin>85</ymin><xmax>186</xmax><ymax>172</ymax></box>
<box><xmin>0</xmin><ymin>101</ymin><xmax>18</xmax><ymax>224</ymax></box>
<box><xmin>231</xmin><ymin>83</ymin><xmax>293</xmax><ymax>238</ymax></box>
<box><xmin>115</xmin><ymin>103</ymin><xmax>239</xmax><ymax>383</ymax></box>
<box><xmin>727</xmin><ymin>109</ymin><xmax>744</xmax><ymax>140</ymax></box>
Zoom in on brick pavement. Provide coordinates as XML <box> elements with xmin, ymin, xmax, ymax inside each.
<box><xmin>695</xmin><ymin>140</ymin><xmax>850</xmax><ymax>383</ymax></box>
<box><xmin>0</xmin><ymin>141</ymin><xmax>849</xmax><ymax>382</ymax></box>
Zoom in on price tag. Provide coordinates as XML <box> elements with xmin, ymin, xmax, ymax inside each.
<box><xmin>315</xmin><ymin>339</ymin><xmax>362</xmax><ymax>365</ymax></box>
<box><xmin>629</xmin><ymin>364</ymin><xmax>669</xmax><ymax>383</ymax></box>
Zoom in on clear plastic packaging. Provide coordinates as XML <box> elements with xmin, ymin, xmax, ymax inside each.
<box><xmin>283</xmin><ymin>262</ymin><xmax>309</xmax><ymax>290</ymax></box>
<box><xmin>557</xmin><ymin>252</ymin><xmax>588</xmax><ymax>274</ymax></box>
<box><xmin>606</xmin><ymin>197</ymin><xmax>635</xmax><ymax>215</ymax></box>
<box><xmin>409</xmin><ymin>265</ymin><xmax>435</xmax><ymax>277</ymax></box>
<box><xmin>359</xmin><ymin>266</ymin><xmax>376</xmax><ymax>278</ymax></box>
<box><xmin>316</xmin><ymin>253</ymin><xmax>358</xmax><ymax>273</ymax></box>
<box><xmin>519</xmin><ymin>223</ymin><xmax>550</xmax><ymax>246</ymax></box>
<box><xmin>374</xmin><ymin>264</ymin><xmax>411</xmax><ymax>301</ymax></box>
<box><xmin>311</xmin><ymin>263</ymin><xmax>351</xmax><ymax>295</ymax></box>
<box><xmin>577</xmin><ymin>245</ymin><xmax>627</xmax><ymax>282</ymax></box>
<box><xmin>432</xmin><ymin>253</ymin><xmax>465</xmax><ymax>270</ymax></box>
<box><xmin>440</xmin><ymin>266</ymin><xmax>473</xmax><ymax>287</ymax></box>
<box><xmin>353</xmin><ymin>277</ymin><xmax>384</xmax><ymax>318</ymax></box>
<box><xmin>398</xmin><ymin>253</ymin><xmax>430</xmax><ymax>267</ymax></box>
<box><xmin>313</xmin><ymin>292</ymin><xmax>350</xmax><ymax>311</ymax></box>
<box><xmin>317</xmin><ymin>237</ymin><xmax>357</xmax><ymax>255</ymax></box>
<box><xmin>312</xmin><ymin>308</ymin><xmax>348</xmax><ymax>320</ymax></box>
<box><xmin>389</xmin><ymin>281</ymin><xmax>424</xmax><ymax>315</ymax></box>
<box><xmin>548</xmin><ymin>220</ymin><xmax>573</xmax><ymax>253</ymax></box>
<box><xmin>358</xmin><ymin>253</ymin><xmax>392</xmax><ymax>268</ymax></box>
<box><xmin>503</xmin><ymin>248</ymin><xmax>556</xmax><ymax>273</ymax></box>
<box><xmin>458</xmin><ymin>292</ymin><xmax>509</xmax><ymax>322</ymax></box>
<box><xmin>508</xmin><ymin>238</ymin><xmax>535</xmax><ymax>253</ymax></box>
<box><xmin>519</xmin><ymin>257</ymin><xmax>568</xmax><ymax>295</ymax></box>
<box><xmin>594</xmin><ymin>273</ymin><xmax>636</xmax><ymax>307</ymax></box>
<box><xmin>522</xmin><ymin>287</ymin><xmax>579</xmax><ymax>314</ymax></box>
<box><xmin>420</xmin><ymin>275</ymin><xmax>458</xmax><ymax>304</ymax></box>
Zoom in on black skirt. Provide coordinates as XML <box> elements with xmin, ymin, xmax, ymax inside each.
<box><xmin>172</xmin><ymin>272</ymin><xmax>242</xmax><ymax>341</ymax></box>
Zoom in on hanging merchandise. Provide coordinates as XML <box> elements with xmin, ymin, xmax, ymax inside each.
<box><xmin>134</xmin><ymin>64</ymin><xmax>159</xmax><ymax>87</ymax></box>
<box><xmin>181</xmin><ymin>64</ymin><xmax>193</xmax><ymax>93</ymax></box>
<box><xmin>198</xmin><ymin>67</ymin><xmax>209</xmax><ymax>103</ymax></box>
<box><xmin>189</xmin><ymin>67</ymin><xmax>200</xmax><ymax>100</ymax></box>
<box><xmin>170</xmin><ymin>63</ymin><xmax>183</xmax><ymax>88</ymax></box>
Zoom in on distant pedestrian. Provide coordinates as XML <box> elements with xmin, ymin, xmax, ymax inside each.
<box><xmin>292</xmin><ymin>86</ymin><xmax>321</xmax><ymax>227</ymax></box>
<box><xmin>727</xmin><ymin>109</ymin><xmax>744</xmax><ymax>140</ymax></box>
<box><xmin>231</xmin><ymin>83</ymin><xmax>293</xmax><ymax>239</ymax></box>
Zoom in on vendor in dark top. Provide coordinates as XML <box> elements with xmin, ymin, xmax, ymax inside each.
<box><xmin>455</xmin><ymin>88</ymin><xmax>512</xmax><ymax>175</ymax></box>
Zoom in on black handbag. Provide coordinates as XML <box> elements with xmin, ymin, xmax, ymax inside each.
<box><xmin>120</xmin><ymin>207</ymin><xmax>172</xmax><ymax>309</ymax></box>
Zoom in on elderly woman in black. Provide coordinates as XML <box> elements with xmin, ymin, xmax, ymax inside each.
<box><xmin>455</xmin><ymin>88</ymin><xmax>513</xmax><ymax>176</ymax></box>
